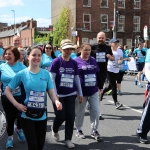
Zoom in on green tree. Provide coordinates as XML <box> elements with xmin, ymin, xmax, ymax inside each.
<box><xmin>53</xmin><ymin>7</ymin><xmax>70</xmax><ymax>46</ymax></box>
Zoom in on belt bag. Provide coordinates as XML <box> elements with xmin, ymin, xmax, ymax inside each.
<box><xmin>25</xmin><ymin>108</ymin><xmax>46</xmax><ymax>119</ymax></box>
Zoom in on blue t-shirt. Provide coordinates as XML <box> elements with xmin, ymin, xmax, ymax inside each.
<box><xmin>8</xmin><ymin>68</ymin><xmax>54</xmax><ymax>121</ymax></box>
<box><xmin>133</xmin><ymin>48</ymin><xmax>147</xmax><ymax>63</ymax></box>
<box><xmin>54</xmin><ymin>50</ymin><xmax>61</xmax><ymax>57</ymax></box>
<box><xmin>57</xmin><ymin>53</ymin><xmax>62</xmax><ymax>57</ymax></box>
<box><xmin>58</xmin><ymin>52</ymin><xmax>77</xmax><ymax>59</ymax></box>
<box><xmin>0</xmin><ymin>48</ymin><xmax>5</xmax><ymax>65</ymax></box>
<box><xmin>119</xmin><ymin>52</ymin><xmax>128</xmax><ymax>71</ymax></box>
<box><xmin>0</xmin><ymin>62</ymin><xmax>26</xmax><ymax>96</ymax></box>
<box><xmin>75</xmin><ymin>56</ymin><xmax>99</xmax><ymax>96</ymax></box>
<box><xmin>50</xmin><ymin>57</ymin><xmax>79</xmax><ymax>95</ymax></box>
<box><xmin>40</xmin><ymin>53</ymin><xmax>53</xmax><ymax>71</ymax></box>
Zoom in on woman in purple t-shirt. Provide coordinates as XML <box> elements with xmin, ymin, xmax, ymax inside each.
<box><xmin>50</xmin><ymin>39</ymin><xmax>83</xmax><ymax>148</ymax></box>
<box><xmin>74</xmin><ymin>43</ymin><xmax>102</xmax><ymax>141</ymax></box>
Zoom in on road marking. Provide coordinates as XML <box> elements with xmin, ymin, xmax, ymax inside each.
<box><xmin>108</xmin><ymin>100</ymin><xmax>143</xmax><ymax>114</ymax></box>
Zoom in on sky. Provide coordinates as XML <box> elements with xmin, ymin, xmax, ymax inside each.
<box><xmin>0</xmin><ymin>0</ymin><xmax>51</xmax><ymax>27</ymax></box>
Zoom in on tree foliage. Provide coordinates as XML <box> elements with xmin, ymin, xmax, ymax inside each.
<box><xmin>53</xmin><ymin>7</ymin><xmax>70</xmax><ymax>46</ymax></box>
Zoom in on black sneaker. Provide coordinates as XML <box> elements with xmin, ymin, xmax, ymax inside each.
<box><xmin>136</xmin><ymin>132</ymin><xmax>149</xmax><ymax>144</ymax></box>
<box><xmin>91</xmin><ymin>131</ymin><xmax>102</xmax><ymax>141</ymax></box>
<box><xmin>99</xmin><ymin>116</ymin><xmax>104</xmax><ymax>120</ymax></box>
<box><xmin>75</xmin><ymin>130</ymin><xmax>85</xmax><ymax>139</ymax></box>
<box><xmin>115</xmin><ymin>102</ymin><xmax>123</xmax><ymax>109</ymax></box>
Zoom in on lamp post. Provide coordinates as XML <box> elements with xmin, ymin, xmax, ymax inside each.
<box><xmin>11</xmin><ymin>10</ymin><xmax>15</xmax><ymax>36</ymax></box>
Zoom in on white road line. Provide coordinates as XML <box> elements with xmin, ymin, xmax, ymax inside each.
<box><xmin>108</xmin><ymin>100</ymin><xmax>143</xmax><ymax>114</ymax></box>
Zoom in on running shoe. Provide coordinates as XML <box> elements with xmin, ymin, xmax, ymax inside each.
<box><xmin>134</xmin><ymin>80</ymin><xmax>137</xmax><ymax>85</ymax></box>
<box><xmin>51</xmin><ymin>126</ymin><xmax>60</xmax><ymax>141</ymax></box>
<box><xmin>99</xmin><ymin>116</ymin><xmax>104</xmax><ymax>120</ymax></box>
<box><xmin>6</xmin><ymin>137</ymin><xmax>13</xmax><ymax>149</ymax></box>
<box><xmin>106</xmin><ymin>90</ymin><xmax>112</xmax><ymax>95</ymax></box>
<box><xmin>91</xmin><ymin>131</ymin><xmax>102</xmax><ymax>141</ymax></box>
<box><xmin>65</xmin><ymin>140</ymin><xmax>75</xmax><ymax>148</ymax></box>
<box><xmin>75</xmin><ymin>130</ymin><xmax>85</xmax><ymax>139</ymax></box>
<box><xmin>115</xmin><ymin>102</ymin><xmax>123</xmax><ymax>109</ymax></box>
<box><xmin>14</xmin><ymin>127</ymin><xmax>26</xmax><ymax>141</ymax></box>
<box><xmin>136</xmin><ymin>132</ymin><xmax>149</xmax><ymax>144</ymax></box>
<box><xmin>117</xmin><ymin>90</ymin><xmax>122</xmax><ymax>95</ymax></box>
<box><xmin>139</xmin><ymin>84</ymin><xmax>143</xmax><ymax>88</ymax></box>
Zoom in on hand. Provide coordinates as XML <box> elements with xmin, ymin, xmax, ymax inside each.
<box><xmin>55</xmin><ymin>100</ymin><xmax>62</xmax><ymax>110</ymax></box>
<box><xmin>106</xmin><ymin>54</ymin><xmax>112</xmax><ymax>59</ymax></box>
<box><xmin>99</xmin><ymin>89</ymin><xmax>103</xmax><ymax>95</ymax></box>
<box><xmin>135</xmin><ymin>57</ymin><xmax>138</xmax><ymax>60</ymax></box>
<box><xmin>79</xmin><ymin>96</ymin><xmax>83</xmax><ymax>104</ymax></box>
<box><xmin>15</xmin><ymin>103</ymin><xmax>27</xmax><ymax>112</ymax></box>
<box><xmin>118</xmin><ymin>60</ymin><xmax>122</xmax><ymax>65</ymax></box>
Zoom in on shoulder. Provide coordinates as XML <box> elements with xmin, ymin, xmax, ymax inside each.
<box><xmin>91</xmin><ymin>43</ymin><xmax>98</xmax><ymax>49</ymax></box>
<box><xmin>17</xmin><ymin>62</ymin><xmax>26</xmax><ymax>69</ymax></box>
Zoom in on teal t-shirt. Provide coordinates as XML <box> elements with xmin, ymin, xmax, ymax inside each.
<box><xmin>0</xmin><ymin>62</ymin><xmax>26</xmax><ymax>96</ymax></box>
<box><xmin>0</xmin><ymin>48</ymin><xmax>5</xmax><ymax>64</ymax></box>
<box><xmin>119</xmin><ymin>52</ymin><xmax>128</xmax><ymax>71</ymax></box>
<box><xmin>8</xmin><ymin>68</ymin><xmax>54</xmax><ymax>121</ymax></box>
<box><xmin>40</xmin><ymin>53</ymin><xmax>53</xmax><ymax>71</ymax></box>
<box><xmin>54</xmin><ymin>50</ymin><xmax>61</xmax><ymax>57</ymax></box>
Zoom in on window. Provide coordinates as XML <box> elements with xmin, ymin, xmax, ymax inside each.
<box><xmin>126</xmin><ymin>39</ymin><xmax>132</xmax><ymax>48</ymax></box>
<box><xmin>100</xmin><ymin>0</ymin><xmax>108</xmax><ymax>8</ymax></box>
<box><xmin>134</xmin><ymin>0</ymin><xmax>141</xmax><ymax>9</ymax></box>
<box><xmin>118</xmin><ymin>38</ymin><xmax>123</xmax><ymax>45</ymax></box>
<box><xmin>83</xmin><ymin>14</ymin><xmax>91</xmax><ymax>31</ymax></box>
<box><xmin>118</xmin><ymin>15</ymin><xmax>125</xmax><ymax>31</ymax></box>
<box><xmin>133</xmin><ymin>16</ymin><xmax>140</xmax><ymax>32</ymax></box>
<box><xmin>118</xmin><ymin>0</ymin><xmax>125</xmax><ymax>8</ymax></box>
<box><xmin>100</xmin><ymin>14</ymin><xmax>108</xmax><ymax>31</ymax></box>
<box><xmin>83</xmin><ymin>0</ymin><xmax>91</xmax><ymax>7</ymax></box>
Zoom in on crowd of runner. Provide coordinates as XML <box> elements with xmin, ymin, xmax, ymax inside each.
<box><xmin>0</xmin><ymin>32</ymin><xmax>150</xmax><ymax>149</ymax></box>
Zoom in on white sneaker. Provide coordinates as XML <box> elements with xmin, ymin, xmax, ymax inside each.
<box><xmin>65</xmin><ymin>140</ymin><xmax>75</xmax><ymax>149</ymax></box>
<box><xmin>51</xmin><ymin>126</ymin><xmax>60</xmax><ymax>141</ymax></box>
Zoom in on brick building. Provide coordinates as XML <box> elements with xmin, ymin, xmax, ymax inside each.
<box><xmin>0</xmin><ymin>19</ymin><xmax>37</xmax><ymax>47</ymax></box>
<box><xmin>52</xmin><ymin>0</ymin><xmax>150</xmax><ymax>48</ymax></box>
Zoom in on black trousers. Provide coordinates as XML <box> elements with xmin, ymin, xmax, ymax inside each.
<box><xmin>103</xmin><ymin>71</ymin><xmax>118</xmax><ymax>103</ymax></box>
<box><xmin>52</xmin><ymin>95</ymin><xmax>76</xmax><ymax>141</ymax></box>
<box><xmin>20</xmin><ymin>117</ymin><xmax>47</xmax><ymax>150</ymax></box>
<box><xmin>117</xmin><ymin>71</ymin><xmax>125</xmax><ymax>84</ymax></box>
<box><xmin>1</xmin><ymin>95</ymin><xmax>22</xmax><ymax>136</ymax></box>
<box><xmin>137</xmin><ymin>92</ymin><xmax>150</xmax><ymax>137</ymax></box>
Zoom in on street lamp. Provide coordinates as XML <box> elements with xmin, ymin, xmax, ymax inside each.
<box><xmin>11</xmin><ymin>10</ymin><xmax>15</xmax><ymax>36</ymax></box>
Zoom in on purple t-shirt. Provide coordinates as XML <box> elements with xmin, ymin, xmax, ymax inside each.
<box><xmin>75</xmin><ymin>56</ymin><xmax>99</xmax><ymax>96</ymax></box>
<box><xmin>50</xmin><ymin>57</ymin><xmax>79</xmax><ymax>95</ymax></box>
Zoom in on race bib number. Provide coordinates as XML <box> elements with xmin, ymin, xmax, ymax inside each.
<box><xmin>0</xmin><ymin>110</ymin><xmax>6</xmax><ymax>139</ymax></box>
<box><xmin>60</xmin><ymin>74</ymin><xmax>74</xmax><ymax>88</ymax></box>
<box><xmin>84</xmin><ymin>74</ymin><xmax>96</xmax><ymax>87</ymax></box>
<box><xmin>27</xmin><ymin>90</ymin><xmax>45</xmax><ymax>109</ymax></box>
<box><xmin>112</xmin><ymin>61</ymin><xmax>119</xmax><ymax>68</ymax></box>
<box><xmin>119</xmin><ymin>64</ymin><xmax>124</xmax><ymax>70</ymax></box>
<box><xmin>96</xmin><ymin>52</ymin><xmax>106</xmax><ymax>62</ymax></box>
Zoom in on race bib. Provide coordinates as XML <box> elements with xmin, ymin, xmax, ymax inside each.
<box><xmin>96</xmin><ymin>52</ymin><xmax>106</xmax><ymax>62</ymax></box>
<box><xmin>27</xmin><ymin>90</ymin><xmax>45</xmax><ymax>109</ymax></box>
<box><xmin>84</xmin><ymin>74</ymin><xmax>96</xmax><ymax>87</ymax></box>
<box><xmin>60</xmin><ymin>74</ymin><xmax>74</xmax><ymax>88</ymax></box>
<box><xmin>112</xmin><ymin>61</ymin><xmax>119</xmax><ymax>68</ymax></box>
<box><xmin>119</xmin><ymin>64</ymin><xmax>125</xmax><ymax>70</ymax></box>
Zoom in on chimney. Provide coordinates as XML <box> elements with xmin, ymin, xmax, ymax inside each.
<box><xmin>26</xmin><ymin>20</ymin><xmax>30</xmax><ymax>27</ymax></box>
<box><xmin>3</xmin><ymin>27</ymin><xmax>7</xmax><ymax>31</ymax></box>
<box><xmin>15</xmin><ymin>23</ymin><xmax>20</xmax><ymax>28</ymax></box>
<box><xmin>21</xmin><ymin>22</ymin><xmax>26</xmax><ymax>27</ymax></box>
<box><xmin>11</xmin><ymin>25</ymin><xmax>14</xmax><ymax>30</ymax></box>
<box><xmin>7</xmin><ymin>26</ymin><xmax>11</xmax><ymax>30</ymax></box>
<box><xmin>30</xmin><ymin>19</ymin><xmax>37</xmax><ymax>29</ymax></box>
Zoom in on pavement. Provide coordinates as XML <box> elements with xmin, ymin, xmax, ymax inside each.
<box><xmin>0</xmin><ymin>74</ymin><xmax>150</xmax><ymax>150</ymax></box>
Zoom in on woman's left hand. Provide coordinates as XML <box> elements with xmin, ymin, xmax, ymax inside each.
<box><xmin>79</xmin><ymin>96</ymin><xmax>83</xmax><ymax>104</ymax></box>
<box><xmin>55</xmin><ymin>100</ymin><xmax>62</xmax><ymax>110</ymax></box>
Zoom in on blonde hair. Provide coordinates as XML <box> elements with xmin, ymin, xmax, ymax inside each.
<box><xmin>60</xmin><ymin>39</ymin><xmax>73</xmax><ymax>49</ymax></box>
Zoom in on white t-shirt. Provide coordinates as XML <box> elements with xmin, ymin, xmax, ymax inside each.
<box><xmin>107</xmin><ymin>48</ymin><xmax>123</xmax><ymax>73</ymax></box>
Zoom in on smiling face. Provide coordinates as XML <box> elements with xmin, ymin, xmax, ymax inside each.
<box><xmin>4</xmin><ymin>49</ymin><xmax>15</xmax><ymax>64</ymax></box>
<box><xmin>97</xmin><ymin>32</ymin><xmax>106</xmax><ymax>44</ymax></box>
<box><xmin>45</xmin><ymin>44</ymin><xmax>52</xmax><ymax>56</ymax></box>
<box><xmin>27</xmin><ymin>48</ymin><xmax>42</xmax><ymax>67</ymax></box>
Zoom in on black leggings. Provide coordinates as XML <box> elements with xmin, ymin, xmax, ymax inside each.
<box><xmin>1</xmin><ymin>96</ymin><xmax>22</xmax><ymax>136</ymax></box>
<box><xmin>20</xmin><ymin>117</ymin><xmax>47</xmax><ymax>150</ymax></box>
<box><xmin>117</xmin><ymin>71</ymin><xmax>125</xmax><ymax>84</ymax></box>
<box><xmin>103</xmin><ymin>71</ymin><xmax>118</xmax><ymax>103</ymax></box>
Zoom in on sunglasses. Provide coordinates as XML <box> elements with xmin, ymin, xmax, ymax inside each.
<box><xmin>46</xmin><ymin>47</ymin><xmax>52</xmax><ymax>50</ymax></box>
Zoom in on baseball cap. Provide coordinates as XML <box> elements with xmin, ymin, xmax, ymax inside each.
<box><xmin>61</xmin><ymin>42</ymin><xmax>75</xmax><ymax>50</ymax></box>
<box><xmin>109</xmin><ymin>38</ymin><xmax>119</xmax><ymax>44</ymax></box>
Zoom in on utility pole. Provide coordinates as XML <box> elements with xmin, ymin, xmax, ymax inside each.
<box><xmin>11</xmin><ymin>10</ymin><xmax>15</xmax><ymax>36</ymax></box>
<box><xmin>113</xmin><ymin>0</ymin><xmax>116</xmax><ymax>39</ymax></box>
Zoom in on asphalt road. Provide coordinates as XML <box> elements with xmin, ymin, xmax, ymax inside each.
<box><xmin>0</xmin><ymin>74</ymin><xmax>150</xmax><ymax>150</ymax></box>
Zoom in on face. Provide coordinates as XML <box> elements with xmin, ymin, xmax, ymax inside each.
<box><xmin>4</xmin><ymin>49</ymin><xmax>15</xmax><ymax>64</ymax></box>
<box><xmin>138</xmin><ymin>43</ymin><xmax>143</xmax><ymax>49</ymax></box>
<box><xmin>97</xmin><ymin>32</ymin><xmax>106</xmax><ymax>44</ymax></box>
<box><xmin>19</xmin><ymin>51</ymin><xmax>25</xmax><ymax>62</ymax></box>
<box><xmin>27</xmin><ymin>48</ymin><xmax>42</xmax><ymax>66</ymax></box>
<box><xmin>62</xmin><ymin>48</ymin><xmax>73</xmax><ymax>57</ymax></box>
<box><xmin>45</xmin><ymin>44</ymin><xmax>52</xmax><ymax>55</ymax></box>
<box><xmin>13</xmin><ymin>36</ymin><xmax>21</xmax><ymax>47</ymax></box>
<box><xmin>111</xmin><ymin>42</ymin><xmax>118</xmax><ymax>47</ymax></box>
<box><xmin>81</xmin><ymin>45</ymin><xmax>91</xmax><ymax>58</ymax></box>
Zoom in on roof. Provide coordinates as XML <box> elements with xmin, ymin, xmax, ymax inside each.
<box><xmin>0</xmin><ymin>25</ymin><xmax>27</xmax><ymax>38</ymax></box>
